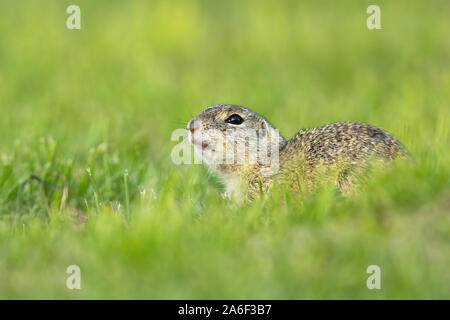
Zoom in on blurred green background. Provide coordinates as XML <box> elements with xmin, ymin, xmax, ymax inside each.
<box><xmin>0</xmin><ymin>0</ymin><xmax>449</xmax><ymax>299</ymax></box>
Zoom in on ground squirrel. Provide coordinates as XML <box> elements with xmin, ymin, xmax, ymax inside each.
<box><xmin>188</xmin><ymin>104</ymin><xmax>410</xmax><ymax>201</ymax></box>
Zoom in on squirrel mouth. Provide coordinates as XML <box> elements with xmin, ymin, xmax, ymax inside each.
<box><xmin>200</xmin><ymin>142</ymin><xmax>209</xmax><ymax>150</ymax></box>
<box><xmin>189</xmin><ymin>131</ymin><xmax>209</xmax><ymax>150</ymax></box>
<box><xmin>193</xmin><ymin>141</ymin><xmax>209</xmax><ymax>150</ymax></box>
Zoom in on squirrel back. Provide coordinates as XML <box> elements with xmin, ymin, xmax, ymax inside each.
<box><xmin>276</xmin><ymin>122</ymin><xmax>411</xmax><ymax>196</ymax></box>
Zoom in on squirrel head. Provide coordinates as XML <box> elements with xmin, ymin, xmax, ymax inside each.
<box><xmin>187</xmin><ymin>104</ymin><xmax>286</xmax><ymax>197</ymax></box>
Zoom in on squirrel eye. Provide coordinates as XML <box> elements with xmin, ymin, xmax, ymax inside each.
<box><xmin>225</xmin><ymin>114</ymin><xmax>244</xmax><ymax>125</ymax></box>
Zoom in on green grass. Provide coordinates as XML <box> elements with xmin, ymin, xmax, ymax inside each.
<box><xmin>0</xmin><ymin>0</ymin><xmax>449</xmax><ymax>299</ymax></box>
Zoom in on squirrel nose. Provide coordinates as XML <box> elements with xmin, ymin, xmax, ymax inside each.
<box><xmin>189</xmin><ymin>121</ymin><xmax>195</xmax><ymax>134</ymax></box>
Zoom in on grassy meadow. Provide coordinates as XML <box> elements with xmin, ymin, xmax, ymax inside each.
<box><xmin>0</xmin><ymin>0</ymin><xmax>449</xmax><ymax>299</ymax></box>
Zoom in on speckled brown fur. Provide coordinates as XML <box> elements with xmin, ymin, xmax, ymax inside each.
<box><xmin>188</xmin><ymin>104</ymin><xmax>410</xmax><ymax>200</ymax></box>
